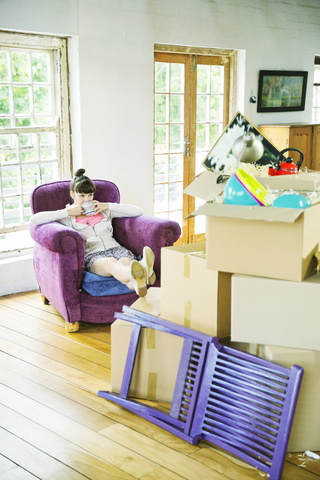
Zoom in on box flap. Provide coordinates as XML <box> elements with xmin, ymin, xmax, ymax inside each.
<box><xmin>184</xmin><ymin>170</ymin><xmax>320</xmax><ymax>201</ymax></box>
<box><xmin>184</xmin><ymin>171</ymin><xmax>224</xmax><ymax>200</ymax></box>
<box><xmin>187</xmin><ymin>202</ymin><xmax>305</xmax><ymax>223</ymax></box>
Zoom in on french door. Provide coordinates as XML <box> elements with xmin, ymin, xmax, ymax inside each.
<box><xmin>154</xmin><ymin>51</ymin><xmax>231</xmax><ymax>244</ymax></box>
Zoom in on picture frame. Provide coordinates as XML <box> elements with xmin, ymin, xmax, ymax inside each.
<box><xmin>257</xmin><ymin>70</ymin><xmax>308</xmax><ymax>113</ymax></box>
<box><xmin>202</xmin><ymin>111</ymin><xmax>284</xmax><ymax>173</ymax></box>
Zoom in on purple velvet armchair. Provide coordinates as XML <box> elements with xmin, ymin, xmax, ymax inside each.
<box><xmin>29</xmin><ymin>179</ymin><xmax>181</xmax><ymax>332</ymax></box>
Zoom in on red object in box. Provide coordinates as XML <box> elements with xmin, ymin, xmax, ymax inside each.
<box><xmin>268</xmin><ymin>148</ymin><xmax>304</xmax><ymax>176</ymax></box>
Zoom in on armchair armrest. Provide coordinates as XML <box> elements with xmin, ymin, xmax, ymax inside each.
<box><xmin>113</xmin><ymin>215</ymin><xmax>181</xmax><ymax>277</ymax></box>
<box><xmin>29</xmin><ymin>222</ymin><xmax>85</xmax><ymax>256</ymax></box>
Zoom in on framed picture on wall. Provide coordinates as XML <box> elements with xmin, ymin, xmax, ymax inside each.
<box><xmin>257</xmin><ymin>70</ymin><xmax>308</xmax><ymax>113</ymax></box>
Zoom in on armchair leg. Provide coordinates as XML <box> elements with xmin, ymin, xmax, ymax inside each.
<box><xmin>42</xmin><ymin>296</ymin><xmax>50</xmax><ymax>305</ymax></box>
<box><xmin>65</xmin><ymin>321</ymin><xmax>80</xmax><ymax>333</ymax></box>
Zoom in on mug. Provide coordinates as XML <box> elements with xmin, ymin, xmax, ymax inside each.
<box><xmin>82</xmin><ymin>200</ymin><xmax>96</xmax><ymax>216</ymax></box>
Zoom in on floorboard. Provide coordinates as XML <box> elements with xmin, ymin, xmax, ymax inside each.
<box><xmin>0</xmin><ymin>290</ymin><xmax>319</xmax><ymax>480</ymax></box>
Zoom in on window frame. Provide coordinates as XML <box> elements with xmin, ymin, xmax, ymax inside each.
<box><xmin>0</xmin><ymin>31</ymin><xmax>71</xmax><ymax>239</ymax></box>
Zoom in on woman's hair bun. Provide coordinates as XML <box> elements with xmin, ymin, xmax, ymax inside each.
<box><xmin>75</xmin><ymin>168</ymin><xmax>86</xmax><ymax>177</ymax></box>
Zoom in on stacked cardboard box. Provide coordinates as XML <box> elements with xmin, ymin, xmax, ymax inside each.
<box><xmin>184</xmin><ymin>168</ymin><xmax>320</xmax><ymax>451</ymax></box>
<box><xmin>111</xmin><ymin>288</ymin><xmax>183</xmax><ymax>403</ymax></box>
<box><xmin>160</xmin><ymin>241</ymin><xmax>231</xmax><ymax>337</ymax></box>
<box><xmin>112</xmin><ymin>169</ymin><xmax>320</xmax><ymax>450</ymax></box>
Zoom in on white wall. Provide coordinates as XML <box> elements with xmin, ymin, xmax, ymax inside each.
<box><xmin>1</xmin><ymin>0</ymin><xmax>320</xmax><ymax>294</ymax></box>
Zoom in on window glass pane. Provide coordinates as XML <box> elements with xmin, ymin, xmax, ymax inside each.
<box><xmin>197</xmin><ymin>65</ymin><xmax>209</xmax><ymax>94</ymax></box>
<box><xmin>0</xmin><ymin>118</ymin><xmax>11</xmax><ymax>127</ymax></box>
<box><xmin>40</xmin><ymin>148</ymin><xmax>56</xmax><ymax>161</ymax></box>
<box><xmin>11</xmin><ymin>52</ymin><xmax>29</xmax><ymax>82</ymax></box>
<box><xmin>210</xmin><ymin>66</ymin><xmax>224</xmax><ymax>94</ymax></box>
<box><xmin>154</xmin><ymin>154</ymin><xmax>168</xmax><ymax>183</ymax></box>
<box><xmin>155</xmin><ymin>62</ymin><xmax>167</xmax><ymax>92</ymax></box>
<box><xmin>0</xmin><ymin>152</ymin><xmax>16</xmax><ymax>165</ymax></box>
<box><xmin>35</xmin><ymin>117</ymin><xmax>53</xmax><ymax>126</ymax></box>
<box><xmin>13</xmin><ymin>86</ymin><xmax>30</xmax><ymax>114</ymax></box>
<box><xmin>313</xmin><ymin>86</ymin><xmax>320</xmax><ymax>107</ymax></box>
<box><xmin>39</xmin><ymin>131</ymin><xmax>55</xmax><ymax>147</ymax></box>
<box><xmin>155</xmin><ymin>125</ymin><xmax>167</xmax><ymax>153</ymax></box>
<box><xmin>0</xmin><ymin>86</ymin><xmax>10</xmax><ymax>114</ymax></box>
<box><xmin>15</xmin><ymin>117</ymin><xmax>31</xmax><ymax>127</ymax></box>
<box><xmin>169</xmin><ymin>154</ymin><xmax>183</xmax><ymax>182</ymax></box>
<box><xmin>41</xmin><ymin>161</ymin><xmax>59</xmax><ymax>183</ymax></box>
<box><xmin>21</xmin><ymin>151</ymin><xmax>37</xmax><ymax>163</ymax></box>
<box><xmin>170</xmin><ymin>64</ymin><xmax>184</xmax><ymax>93</ymax></box>
<box><xmin>169</xmin><ymin>182</ymin><xmax>183</xmax><ymax>210</ymax></box>
<box><xmin>0</xmin><ymin>51</ymin><xmax>9</xmax><ymax>82</ymax></box>
<box><xmin>170</xmin><ymin>94</ymin><xmax>183</xmax><ymax>123</ymax></box>
<box><xmin>20</xmin><ymin>133</ymin><xmax>35</xmax><ymax>148</ymax></box>
<box><xmin>34</xmin><ymin>86</ymin><xmax>51</xmax><ymax>114</ymax></box>
<box><xmin>0</xmin><ymin>133</ymin><xmax>17</xmax><ymax>150</ymax></box>
<box><xmin>314</xmin><ymin>67</ymin><xmax>320</xmax><ymax>84</ymax></box>
<box><xmin>2</xmin><ymin>165</ymin><xmax>20</xmax><ymax>196</ymax></box>
<box><xmin>23</xmin><ymin>194</ymin><xmax>32</xmax><ymax>223</ymax></box>
<box><xmin>154</xmin><ymin>183</ymin><xmax>168</xmax><ymax>213</ymax></box>
<box><xmin>22</xmin><ymin>164</ymin><xmax>38</xmax><ymax>193</ymax></box>
<box><xmin>4</xmin><ymin>196</ymin><xmax>20</xmax><ymax>226</ymax></box>
<box><xmin>155</xmin><ymin>94</ymin><xmax>167</xmax><ymax>123</ymax></box>
<box><xmin>169</xmin><ymin>124</ymin><xmax>183</xmax><ymax>152</ymax></box>
<box><xmin>32</xmin><ymin>53</ymin><xmax>49</xmax><ymax>82</ymax></box>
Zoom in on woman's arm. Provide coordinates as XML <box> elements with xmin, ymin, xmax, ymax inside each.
<box><xmin>106</xmin><ymin>203</ymin><xmax>144</xmax><ymax>219</ymax></box>
<box><xmin>30</xmin><ymin>204</ymin><xmax>84</xmax><ymax>226</ymax></box>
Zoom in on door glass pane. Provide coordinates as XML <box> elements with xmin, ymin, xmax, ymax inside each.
<box><xmin>154</xmin><ymin>60</ymin><xmax>184</xmax><ymax>223</ymax></box>
<box><xmin>154</xmin><ymin>154</ymin><xmax>168</xmax><ymax>183</ymax></box>
<box><xmin>170</xmin><ymin>64</ymin><xmax>184</xmax><ymax>93</ymax></box>
<box><xmin>196</xmin><ymin>64</ymin><xmax>224</xmax><ymax>177</ymax></box>
<box><xmin>155</xmin><ymin>94</ymin><xmax>167</xmax><ymax>122</ymax></box>
<box><xmin>195</xmin><ymin>62</ymin><xmax>225</xmax><ymax>236</ymax></box>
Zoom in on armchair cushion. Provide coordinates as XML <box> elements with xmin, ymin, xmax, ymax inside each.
<box><xmin>81</xmin><ymin>271</ymin><xmax>131</xmax><ymax>296</ymax></box>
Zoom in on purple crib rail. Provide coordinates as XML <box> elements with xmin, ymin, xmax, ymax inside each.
<box><xmin>98</xmin><ymin>306</ymin><xmax>303</xmax><ymax>480</ymax></box>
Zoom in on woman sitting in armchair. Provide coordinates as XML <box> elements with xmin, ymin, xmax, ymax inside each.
<box><xmin>30</xmin><ymin>169</ymin><xmax>155</xmax><ymax>297</ymax></box>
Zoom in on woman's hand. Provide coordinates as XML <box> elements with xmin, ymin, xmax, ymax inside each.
<box><xmin>67</xmin><ymin>204</ymin><xmax>84</xmax><ymax>216</ymax></box>
<box><xmin>94</xmin><ymin>201</ymin><xmax>109</xmax><ymax>213</ymax></box>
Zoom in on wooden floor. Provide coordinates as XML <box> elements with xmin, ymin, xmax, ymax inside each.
<box><xmin>0</xmin><ymin>290</ymin><xmax>319</xmax><ymax>480</ymax></box>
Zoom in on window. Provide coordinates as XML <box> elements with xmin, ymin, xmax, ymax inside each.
<box><xmin>154</xmin><ymin>46</ymin><xmax>236</xmax><ymax>244</ymax></box>
<box><xmin>313</xmin><ymin>56</ymin><xmax>320</xmax><ymax>123</ymax></box>
<box><xmin>0</xmin><ymin>32</ymin><xmax>71</xmax><ymax>253</ymax></box>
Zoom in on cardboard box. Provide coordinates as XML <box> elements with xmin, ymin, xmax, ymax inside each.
<box><xmin>111</xmin><ymin>288</ymin><xmax>183</xmax><ymax>403</ymax></box>
<box><xmin>160</xmin><ymin>242</ymin><xmax>231</xmax><ymax>337</ymax></box>
<box><xmin>185</xmin><ymin>170</ymin><xmax>320</xmax><ymax>282</ymax></box>
<box><xmin>231</xmin><ymin>273</ymin><xmax>320</xmax><ymax>351</ymax></box>
<box><xmin>260</xmin><ymin>345</ymin><xmax>320</xmax><ymax>453</ymax></box>
<box><xmin>184</xmin><ymin>169</ymin><xmax>320</xmax><ymax>202</ymax></box>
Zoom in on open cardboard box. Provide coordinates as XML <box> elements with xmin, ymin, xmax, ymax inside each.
<box><xmin>185</xmin><ymin>170</ymin><xmax>320</xmax><ymax>282</ymax></box>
